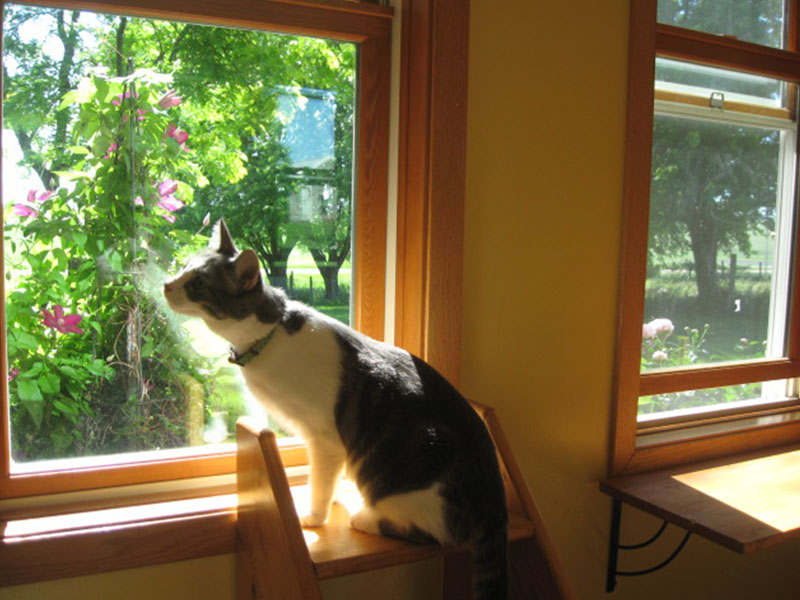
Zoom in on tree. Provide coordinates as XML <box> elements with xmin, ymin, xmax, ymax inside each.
<box><xmin>649</xmin><ymin>116</ymin><xmax>778</xmax><ymax>312</ymax></box>
<box><xmin>3</xmin><ymin>6</ymin><xmax>86</xmax><ymax>189</ymax></box>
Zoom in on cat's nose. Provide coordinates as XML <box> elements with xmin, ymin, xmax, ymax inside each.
<box><xmin>164</xmin><ymin>282</ymin><xmax>173</xmax><ymax>293</ymax></box>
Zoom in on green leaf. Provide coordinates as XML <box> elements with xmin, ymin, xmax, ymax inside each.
<box><xmin>86</xmin><ymin>359</ymin><xmax>109</xmax><ymax>377</ymax></box>
<box><xmin>141</xmin><ymin>340</ymin><xmax>155</xmax><ymax>358</ymax></box>
<box><xmin>13</xmin><ymin>331</ymin><xmax>39</xmax><ymax>351</ymax></box>
<box><xmin>58</xmin><ymin>89</ymin><xmax>83</xmax><ymax>111</ymax></box>
<box><xmin>71</xmin><ymin>231</ymin><xmax>89</xmax><ymax>248</ymax></box>
<box><xmin>19</xmin><ymin>362</ymin><xmax>44</xmax><ymax>379</ymax></box>
<box><xmin>38</xmin><ymin>373</ymin><xmax>61</xmax><ymax>395</ymax></box>
<box><xmin>17</xmin><ymin>379</ymin><xmax>43</xmax><ymax>402</ymax></box>
<box><xmin>58</xmin><ymin>365</ymin><xmax>83</xmax><ymax>382</ymax></box>
<box><xmin>68</xmin><ymin>145</ymin><xmax>90</xmax><ymax>155</ymax></box>
<box><xmin>16</xmin><ymin>379</ymin><xmax>44</xmax><ymax>428</ymax></box>
<box><xmin>93</xmin><ymin>76</ymin><xmax>110</xmax><ymax>104</ymax></box>
<box><xmin>53</xmin><ymin>399</ymin><xmax>78</xmax><ymax>417</ymax></box>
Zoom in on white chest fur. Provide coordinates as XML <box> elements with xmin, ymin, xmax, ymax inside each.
<box><xmin>238</xmin><ymin>317</ymin><xmax>343</xmax><ymax>441</ymax></box>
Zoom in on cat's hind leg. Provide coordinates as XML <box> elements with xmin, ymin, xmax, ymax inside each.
<box><xmin>349</xmin><ymin>483</ymin><xmax>450</xmax><ymax>545</ymax></box>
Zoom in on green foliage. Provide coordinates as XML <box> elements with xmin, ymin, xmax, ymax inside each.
<box><xmin>4</xmin><ymin>69</ymin><xmax>210</xmax><ymax>460</ymax></box>
<box><xmin>2</xmin><ymin>5</ymin><xmax>356</xmax><ymax>461</ymax></box>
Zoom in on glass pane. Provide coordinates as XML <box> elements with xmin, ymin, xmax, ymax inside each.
<box><xmin>3</xmin><ymin>5</ymin><xmax>356</xmax><ymax>462</ymax></box>
<box><xmin>642</xmin><ymin>108</ymin><xmax>796</xmax><ymax>374</ymax></box>
<box><xmin>657</xmin><ymin>0</ymin><xmax>786</xmax><ymax>49</ymax></box>
<box><xmin>656</xmin><ymin>58</ymin><xmax>786</xmax><ymax>109</ymax></box>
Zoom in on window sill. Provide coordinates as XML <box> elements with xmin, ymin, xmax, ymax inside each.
<box><xmin>0</xmin><ymin>492</ymin><xmax>239</xmax><ymax>587</ymax></box>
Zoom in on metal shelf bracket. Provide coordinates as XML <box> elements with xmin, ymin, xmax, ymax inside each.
<box><xmin>605</xmin><ymin>498</ymin><xmax>693</xmax><ymax>593</ymax></box>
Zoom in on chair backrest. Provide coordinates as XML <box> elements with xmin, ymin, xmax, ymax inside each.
<box><xmin>236</xmin><ymin>418</ymin><xmax>323</xmax><ymax>600</ymax></box>
<box><xmin>469</xmin><ymin>400</ymin><xmax>577</xmax><ymax>600</ymax></box>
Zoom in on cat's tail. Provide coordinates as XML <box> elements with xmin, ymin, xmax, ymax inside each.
<box><xmin>472</xmin><ymin>517</ymin><xmax>509</xmax><ymax>600</ymax></box>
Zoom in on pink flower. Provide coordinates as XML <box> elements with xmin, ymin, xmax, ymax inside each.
<box><xmin>123</xmin><ymin>109</ymin><xmax>148</xmax><ymax>123</ymax></box>
<box><xmin>158</xmin><ymin>90</ymin><xmax>182</xmax><ymax>109</ymax></box>
<box><xmin>155</xmin><ymin>179</ymin><xmax>184</xmax><ymax>222</ymax></box>
<box><xmin>165</xmin><ymin>123</ymin><xmax>189</xmax><ymax>147</ymax></box>
<box><xmin>7</xmin><ymin>368</ymin><xmax>19</xmax><ymax>382</ymax></box>
<box><xmin>157</xmin><ymin>195</ymin><xmax>185</xmax><ymax>213</ymax></box>
<box><xmin>158</xmin><ymin>179</ymin><xmax>179</xmax><ymax>197</ymax></box>
<box><xmin>112</xmin><ymin>90</ymin><xmax>139</xmax><ymax>106</ymax></box>
<box><xmin>13</xmin><ymin>205</ymin><xmax>38</xmax><ymax>218</ymax></box>
<box><xmin>642</xmin><ymin>318</ymin><xmax>674</xmax><ymax>339</ymax></box>
<box><xmin>27</xmin><ymin>189</ymin><xmax>53</xmax><ymax>203</ymax></box>
<box><xmin>42</xmin><ymin>305</ymin><xmax>84</xmax><ymax>335</ymax></box>
<box><xmin>103</xmin><ymin>143</ymin><xmax>118</xmax><ymax>159</ymax></box>
<box><xmin>134</xmin><ymin>196</ymin><xmax>144</xmax><ymax>206</ymax></box>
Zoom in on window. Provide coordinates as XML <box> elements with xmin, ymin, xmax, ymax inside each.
<box><xmin>612</xmin><ymin>0</ymin><xmax>800</xmax><ymax>474</ymax></box>
<box><xmin>0</xmin><ymin>0</ymin><xmax>392</xmax><ymax>499</ymax></box>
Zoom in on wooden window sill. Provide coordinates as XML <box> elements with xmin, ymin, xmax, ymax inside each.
<box><xmin>0</xmin><ymin>492</ymin><xmax>239</xmax><ymax>587</ymax></box>
<box><xmin>600</xmin><ymin>442</ymin><xmax>800</xmax><ymax>553</ymax></box>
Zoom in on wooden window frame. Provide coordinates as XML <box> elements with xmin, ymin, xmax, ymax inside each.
<box><xmin>611</xmin><ymin>0</ymin><xmax>800</xmax><ymax>476</ymax></box>
<box><xmin>0</xmin><ymin>0</ymin><xmax>393</xmax><ymax>499</ymax></box>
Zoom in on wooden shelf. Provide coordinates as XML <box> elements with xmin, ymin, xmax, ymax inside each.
<box><xmin>601</xmin><ymin>442</ymin><xmax>800</xmax><ymax>554</ymax></box>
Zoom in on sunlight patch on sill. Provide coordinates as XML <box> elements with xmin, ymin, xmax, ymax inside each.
<box><xmin>672</xmin><ymin>447</ymin><xmax>800</xmax><ymax>533</ymax></box>
<box><xmin>3</xmin><ymin>493</ymin><xmax>237</xmax><ymax>540</ymax></box>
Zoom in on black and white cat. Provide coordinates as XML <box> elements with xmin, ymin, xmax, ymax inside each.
<box><xmin>164</xmin><ymin>219</ymin><xmax>508</xmax><ymax>599</ymax></box>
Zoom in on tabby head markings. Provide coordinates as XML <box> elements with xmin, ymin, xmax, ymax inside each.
<box><xmin>163</xmin><ymin>219</ymin><xmax>278</xmax><ymax>322</ymax></box>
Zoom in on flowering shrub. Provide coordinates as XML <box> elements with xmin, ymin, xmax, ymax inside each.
<box><xmin>639</xmin><ymin>317</ymin><xmax>766</xmax><ymax>414</ymax></box>
<box><xmin>640</xmin><ymin>318</ymin><xmax>713</xmax><ymax>370</ymax></box>
<box><xmin>4</xmin><ymin>69</ymin><xmax>211</xmax><ymax>459</ymax></box>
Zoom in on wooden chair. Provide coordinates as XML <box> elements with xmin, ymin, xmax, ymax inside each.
<box><xmin>235</xmin><ymin>401</ymin><xmax>576</xmax><ymax>600</ymax></box>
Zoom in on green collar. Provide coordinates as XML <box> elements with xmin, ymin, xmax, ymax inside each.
<box><xmin>228</xmin><ymin>327</ymin><xmax>278</xmax><ymax>366</ymax></box>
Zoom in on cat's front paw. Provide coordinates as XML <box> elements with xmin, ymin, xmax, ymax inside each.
<box><xmin>300</xmin><ymin>512</ymin><xmax>327</xmax><ymax>528</ymax></box>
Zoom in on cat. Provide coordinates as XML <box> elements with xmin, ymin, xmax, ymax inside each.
<box><xmin>164</xmin><ymin>219</ymin><xmax>508</xmax><ymax>600</ymax></box>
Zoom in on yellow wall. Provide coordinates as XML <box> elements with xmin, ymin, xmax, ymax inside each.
<box><xmin>461</xmin><ymin>0</ymin><xmax>800</xmax><ymax>598</ymax></box>
<box><xmin>7</xmin><ymin>1</ymin><xmax>800</xmax><ymax>599</ymax></box>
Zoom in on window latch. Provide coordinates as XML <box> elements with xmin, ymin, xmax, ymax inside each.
<box><xmin>709</xmin><ymin>91</ymin><xmax>725</xmax><ymax>109</ymax></box>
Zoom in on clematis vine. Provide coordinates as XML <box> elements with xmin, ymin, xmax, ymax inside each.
<box><xmin>42</xmin><ymin>305</ymin><xmax>85</xmax><ymax>335</ymax></box>
<box><xmin>7</xmin><ymin>368</ymin><xmax>19</xmax><ymax>382</ymax></box>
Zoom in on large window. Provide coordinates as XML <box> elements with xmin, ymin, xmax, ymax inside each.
<box><xmin>0</xmin><ymin>0</ymin><xmax>391</xmax><ymax>498</ymax></box>
<box><xmin>612</xmin><ymin>0</ymin><xmax>800</xmax><ymax>474</ymax></box>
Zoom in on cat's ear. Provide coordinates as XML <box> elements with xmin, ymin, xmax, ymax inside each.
<box><xmin>212</xmin><ymin>218</ymin><xmax>238</xmax><ymax>256</ymax></box>
<box><xmin>234</xmin><ymin>249</ymin><xmax>261</xmax><ymax>291</ymax></box>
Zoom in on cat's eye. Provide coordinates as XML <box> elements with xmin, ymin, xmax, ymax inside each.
<box><xmin>190</xmin><ymin>278</ymin><xmax>206</xmax><ymax>291</ymax></box>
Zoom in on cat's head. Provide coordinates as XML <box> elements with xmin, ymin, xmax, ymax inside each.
<box><xmin>163</xmin><ymin>219</ymin><xmax>282</xmax><ymax>322</ymax></box>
